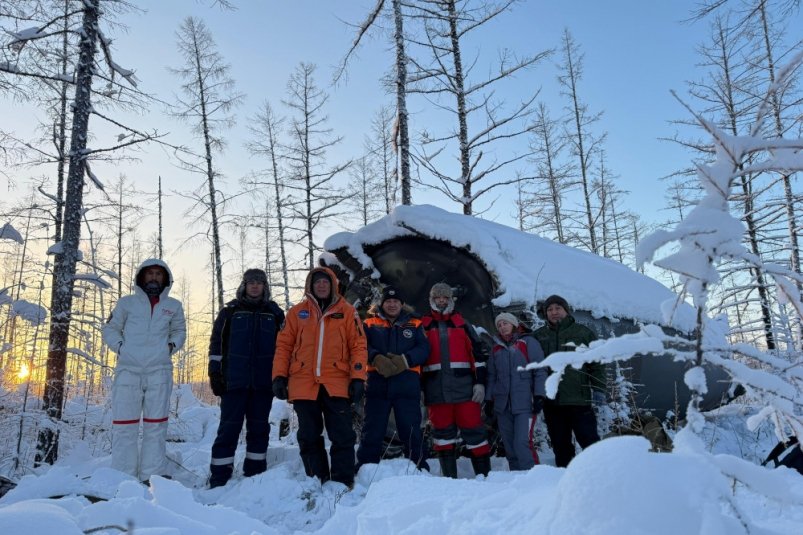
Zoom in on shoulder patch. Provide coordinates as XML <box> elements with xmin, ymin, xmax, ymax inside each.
<box><xmin>354</xmin><ymin>362</ymin><xmax>363</xmax><ymax>371</ymax></box>
<box><xmin>298</xmin><ymin>310</ymin><xmax>310</xmax><ymax>320</ymax></box>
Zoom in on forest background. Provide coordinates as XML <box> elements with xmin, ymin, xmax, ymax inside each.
<box><xmin>1</xmin><ymin>0</ymin><xmax>803</xmax><ymax>470</ymax></box>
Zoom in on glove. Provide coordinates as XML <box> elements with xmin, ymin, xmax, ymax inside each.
<box><xmin>387</xmin><ymin>353</ymin><xmax>409</xmax><ymax>376</ymax></box>
<box><xmin>272</xmin><ymin>376</ymin><xmax>289</xmax><ymax>400</ymax></box>
<box><xmin>372</xmin><ymin>354</ymin><xmax>396</xmax><ymax>378</ymax></box>
<box><xmin>531</xmin><ymin>395</ymin><xmax>545</xmax><ymax>415</ymax></box>
<box><xmin>349</xmin><ymin>379</ymin><xmax>365</xmax><ymax>404</ymax></box>
<box><xmin>483</xmin><ymin>400</ymin><xmax>495</xmax><ymax>419</ymax></box>
<box><xmin>592</xmin><ymin>390</ymin><xmax>606</xmax><ymax>408</ymax></box>
<box><xmin>471</xmin><ymin>384</ymin><xmax>485</xmax><ymax>404</ymax></box>
<box><xmin>208</xmin><ymin>360</ymin><xmax>226</xmax><ymax>396</ymax></box>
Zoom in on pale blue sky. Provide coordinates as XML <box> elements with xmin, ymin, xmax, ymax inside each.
<box><xmin>3</xmin><ymin>0</ymin><xmax>800</xmax><ymax>300</ymax></box>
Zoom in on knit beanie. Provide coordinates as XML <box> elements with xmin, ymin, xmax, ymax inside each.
<box><xmin>381</xmin><ymin>285</ymin><xmax>404</xmax><ymax>305</ymax></box>
<box><xmin>495</xmin><ymin>312</ymin><xmax>519</xmax><ymax>328</ymax></box>
<box><xmin>542</xmin><ymin>294</ymin><xmax>570</xmax><ymax>315</ymax></box>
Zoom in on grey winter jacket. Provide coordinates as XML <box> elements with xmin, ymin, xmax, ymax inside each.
<box><xmin>486</xmin><ymin>334</ymin><xmax>547</xmax><ymax>414</ymax></box>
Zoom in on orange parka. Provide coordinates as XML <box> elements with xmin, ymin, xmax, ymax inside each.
<box><xmin>273</xmin><ymin>267</ymin><xmax>368</xmax><ymax>401</ymax></box>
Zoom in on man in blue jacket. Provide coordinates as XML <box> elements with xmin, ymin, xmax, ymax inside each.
<box><xmin>356</xmin><ymin>286</ymin><xmax>430</xmax><ymax>471</ymax></box>
<box><xmin>207</xmin><ymin>269</ymin><xmax>285</xmax><ymax>488</ymax></box>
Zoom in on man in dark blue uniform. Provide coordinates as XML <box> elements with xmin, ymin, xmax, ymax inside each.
<box><xmin>207</xmin><ymin>269</ymin><xmax>285</xmax><ymax>488</ymax></box>
<box><xmin>356</xmin><ymin>286</ymin><xmax>430</xmax><ymax>471</ymax></box>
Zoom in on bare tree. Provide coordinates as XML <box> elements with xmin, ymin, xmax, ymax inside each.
<box><xmin>672</xmin><ymin>13</ymin><xmax>777</xmax><ymax>349</ymax></box>
<box><xmin>170</xmin><ymin>16</ymin><xmax>243</xmax><ymax>310</ymax></box>
<box><xmin>557</xmin><ymin>29</ymin><xmax>605</xmax><ymax>253</ymax></box>
<box><xmin>246</xmin><ymin>101</ymin><xmax>292</xmax><ymax>308</ymax></box>
<box><xmin>407</xmin><ymin>0</ymin><xmax>549</xmax><ymax>215</ymax></box>
<box><xmin>523</xmin><ymin>102</ymin><xmax>573</xmax><ymax>242</ymax></box>
<box><xmin>336</xmin><ymin>0</ymin><xmax>413</xmax><ymax>205</ymax></box>
<box><xmin>2</xmin><ymin>0</ymin><xmax>161</xmax><ymax>464</ymax></box>
<box><xmin>368</xmin><ymin>105</ymin><xmax>399</xmax><ymax>213</ymax></box>
<box><xmin>283</xmin><ymin>63</ymin><xmax>350</xmax><ymax>269</ymax></box>
<box><xmin>346</xmin><ymin>154</ymin><xmax>386</xmax><ymax>227</ymax></box>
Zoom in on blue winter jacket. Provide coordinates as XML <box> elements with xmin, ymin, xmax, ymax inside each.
<box><xmin>364</xmin><ymin>310</ymin><xmax>430</xmax><ymax>398</ymax></box>
<box><xmin>208</xmin><ymin>298</ymin><xmax>285</xmax><ymax>390</ymax></box>
<box><xmin>487</xmin><ymin>334</ymin><xmax>547</xmax><ymax>414</ymax></box>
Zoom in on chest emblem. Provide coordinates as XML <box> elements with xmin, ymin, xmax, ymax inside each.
<box><xmin>298</xmin><ymin>310</ymin><xmax>310</xmax><ymax>320</ymax></box>
<box><xmin>402</xmin><ymin>329</ymin><xmax>413</xmax><ymax>339</ymax></box>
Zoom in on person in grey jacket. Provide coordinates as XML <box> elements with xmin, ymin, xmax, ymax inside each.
<box><xmin>103</xmin><ymin>259</ymin><xmax>186</xmax><ymax>481</ymax></box>
<box><xmin>486</xmin><ymin>312</ymin><xmax>547</xmax><ymax>471</ymax></box>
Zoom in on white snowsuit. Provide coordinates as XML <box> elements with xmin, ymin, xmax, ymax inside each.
<box><xmin>102</xmin><ymin>259</ymin><xmax>186</xmax><ymax>480</ymax></box>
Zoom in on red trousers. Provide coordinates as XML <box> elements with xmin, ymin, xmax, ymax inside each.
<box><xmin>428</xmin><ymin>401</ymin><xmax>490</xmax><ymax>457</ymax></box>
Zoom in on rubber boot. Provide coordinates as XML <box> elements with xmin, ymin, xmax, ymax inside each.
<box><xmin>471</xmin><ymin>454</ymin><xmax>491</xmax><ymax>477</ymax></box>
<box><xmin>438</xmin><ymin>452</ymin><xmax>458</xmax><ymax>479</ymax></box>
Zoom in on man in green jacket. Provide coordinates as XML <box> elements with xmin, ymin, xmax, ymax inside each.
<box><xmin>534</xmin><ymin>294</ymin><xmax>605</xmax><ymax>467</ymax></box>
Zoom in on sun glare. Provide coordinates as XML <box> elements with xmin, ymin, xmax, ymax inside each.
<box><xmin>17</xmin><ymin>363</ymin><xmax>30</xmax><ymax>380</ymax></box>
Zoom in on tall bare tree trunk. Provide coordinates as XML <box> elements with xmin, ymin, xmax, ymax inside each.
<box><xmin>758</xmin><ymin>2</ymin><xmax>801</xmax><ymax>348</ymax></box>
<box><xmin>393</xmin><ymin>0</ymin><xmax>412</xmax><ymax>205</ymax></box>
<box><xmin>37</xmin><ymin>0</ymin><xmax>101</xmax><ymax>465</ymax></box>
<box><xmin>158</xmin><ymin>175</ymin><xmax>164</xmax><ymax>259</ymax></box>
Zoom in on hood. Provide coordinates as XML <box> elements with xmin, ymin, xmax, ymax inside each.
<box><xmin>304</xmin><ymin>266</ymin><xmax>341</xmax><ymax>304</ymax></box>
<box><xmin>134</xmin><ymin>258</ymin><xmax>174</xmax><ymax>298</ymax></box>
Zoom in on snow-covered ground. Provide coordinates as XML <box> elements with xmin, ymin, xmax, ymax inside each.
<box><xmin>1</xmin><ymin>386</ymin><xmax>802</xmax><ymax>535</ymax></box>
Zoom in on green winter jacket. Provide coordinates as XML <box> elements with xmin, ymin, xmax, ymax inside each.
<box><xmin>533</xmin><ymin>315</ymin><xmax>605</xmax><ymax>406</ymax></box>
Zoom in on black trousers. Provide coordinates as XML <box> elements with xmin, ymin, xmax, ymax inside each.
<box><xmin>293</xmin><ymin>386</ymin><xmax>356</xmax><ymax>486</ymax></box>
<box><xmin>210</xmin><ymin>388</ymin><xmax>273</xmax><ymax>485</ymax></box>
<box><xmin>543</xmin><ymin>403</ymin><xmax>600</xmax><ymax>468</ymax></box>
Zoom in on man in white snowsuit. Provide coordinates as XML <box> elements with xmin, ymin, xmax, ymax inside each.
<box><xmin>103</xmin><ymin>259</ymin><xmax>186</xmax><ymax>481</ymax></box>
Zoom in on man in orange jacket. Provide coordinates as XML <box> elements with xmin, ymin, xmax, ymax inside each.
<box><xmin>272</xmin><ymin>267</ymin><xmax>367</xmax><ymax>487</ymax></box>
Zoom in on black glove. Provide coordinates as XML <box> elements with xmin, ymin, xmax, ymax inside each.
<box><xmin>349</xmin><ymin>379</ymin><xmax>365</xmax><ymax>404</ymax></box>
<box><xmin>532</xmin><ymin>395</ymin><xmax>545</xmax><ymax>415</ymax></box>
<box><xmin>208</xmin><ymin>360</ymin><xmax>226</xmax><ymax>396</ymax></box>
<box><xmin>272</xmin><ymin>376</ymin><xmax>289</xmax><ymax>400</ymax></box>
<box><xmin>483</xmin><ymin>400</ymin><xmax>495</xmax><ymax>419</ymax></box>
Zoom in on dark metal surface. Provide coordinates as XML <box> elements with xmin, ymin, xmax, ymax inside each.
<box><xmin>324</xmin><ymin>235</ymin><xmax>733</xmax><ymax>419</ymax></box>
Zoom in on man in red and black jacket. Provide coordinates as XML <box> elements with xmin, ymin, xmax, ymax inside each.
<box><xmin>356</xmin><ymin>286</ymin><xmax>430</xmax><ymax>471</ymax></box>
<box><xmin>420</xmin><ymin>282</ymin><xmax>490</xmax><ymax>478</ymax></box>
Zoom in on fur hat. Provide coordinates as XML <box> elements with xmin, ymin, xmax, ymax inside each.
<box><xmin>540</xmin><ymin>294</ymin><xmax>570</xmax><ymax>317</ymax></box>
<box><xmin>243</xmin><ymin>268</ymin><xmax>268</xmax><ymax>284</ymax></box>
<box><xmin>381</xmin><ymin>285</ymin><xmax>403</xmax><ymax>305</ymax></box>
<box><xmin>237</xmin><ymin>268</ymin><xmax>270</xmax><ymax>302</ymax></box>
<box><xmin>429</xmin><ymin>282</ymin><xmax>453</xmax><ymax>299</ymax></box>
<box><xmin>495</xmin><ymin>312</ymin><xmax>519</xmax><ymax>328</ymax></box>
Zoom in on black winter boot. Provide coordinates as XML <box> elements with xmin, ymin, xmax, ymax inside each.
<box><xmin>438</xmin><ymin>452</ymin><xmax>458</xmax><ymax>479</ymax></box>
<box><xmin>471</xmin><ymin>454</ymin><xmax>491</xmax><ymax>477</ymax></box>
<box><xmin>301</xmin><ymin>448</ymin><xmax>331</xmax><ymax>483</ymax></box>
<box><xmin>209</xmin><ymin>463</ymin><xmax>233</xmax><ymax>488</ymax></box>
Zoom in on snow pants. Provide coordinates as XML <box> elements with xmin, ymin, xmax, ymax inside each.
<box><xmin>428</xmin><ymin>401</ymin><xmax>490</xmax><ymax>457</ymax></box>
<box><xmin>543</xmin><ymin>403</ymin><xmax>600</xmax><ymax>467</ymax></box>
<box><xmin>210</xmin><ymin>387</ymin><xmax>273</xmax><ymax>486</ymax></box>
<box><xmin>111</xmin><ymin>367</ymin><xmax>172</xmax><ymax>480</ymax></box>
<box><xmin>496</xmin><ymin>410</ymin><xmax>537</xmax><ymax>470</ymax></box>
<box><xmin>357</xmin><ymin>371</ymin><xmax>426</xmax><ymax>468</ymax></box>
<box><xmin>293</xmin><ymin>386</ymin><xmax>356</xmax><ymax>486</ymax></box>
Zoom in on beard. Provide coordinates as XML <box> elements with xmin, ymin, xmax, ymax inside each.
<box><xmin>143</xmin><ymin>281</ymin><xmax>163</xmax><ymax>297</ymax></box>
